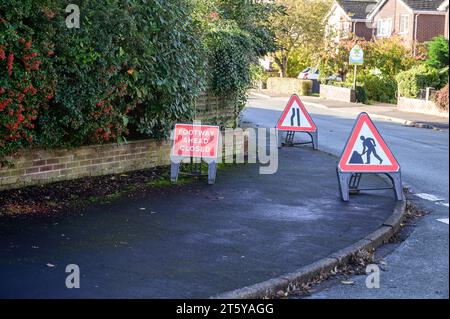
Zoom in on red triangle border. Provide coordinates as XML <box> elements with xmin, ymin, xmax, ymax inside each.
<box><xmin>276</xmin><ymin>94</ymin><xmax>317</xmax><ymax>132</ymax></box>
<box><xmin>338</xmin><ymin>113</ymin><xmax>400</xmax><ymax>172</ymax></box>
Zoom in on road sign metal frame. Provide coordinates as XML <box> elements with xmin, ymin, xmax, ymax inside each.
<box><xmin>337</xmin><ymin>170</ymin><xmax>403</xmax><ymax>201</ymax></box>
<box><xmin>337</xmin><ymin>112</ymin><xmax>403</xmax><ymax>201</ymax></box>
<box><xmin>170</xmin><ymin>124</ymin><xmax>220</xmax><ymax>185</ymax></box>
<box><xmin>277</xmin><ymin>130</ymin><xmax>318</xmax><ymax>150</ymax></box>
<box><xmin>171</xmin><ymin>157</ymin><xmax>217</xmax><ymax>185</ymax></box>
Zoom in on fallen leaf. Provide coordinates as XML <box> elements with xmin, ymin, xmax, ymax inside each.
<box><xmin>341</xmin><ymin>280</ymin><xmax>354</xmax><ymax>285</ymax></box>
<box><xmin>46</xmin><ymin>263</ymin><xmax>56</xmax><ymax>268</ymax></box>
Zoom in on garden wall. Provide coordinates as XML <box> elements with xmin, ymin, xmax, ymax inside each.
<box><xmin>194</xmin><ymin>91</ymin><xmax>238</xmax><ymax>127</ymax></box>
<box><xmin>266</xmin><ymin>77</ymin><xmax>314</xmax><ymax>95</ymax></box>
<box><xmin>0</xmin><ymin>91</ymin><xmax>242</xmax><ymax>191</ymax></box>
<box><xmin>397</xmin><ymin>97</ymin><xmax>449</xmax><ymax>118</ymax></box>
<box><xmin>320</xmin><ymin>84</ymin><xmax>356</xmax><ymax>103</ymax></box>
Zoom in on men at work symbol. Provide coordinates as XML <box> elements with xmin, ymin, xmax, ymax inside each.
<box><xmin>290</xmin><ymin>108</ymin><xmax>300</xmax><ymax>126</ymax></box>
<box><xmin>349</xmin><ymin>135</ymin><xmax>383</xmax><ymax>164</ymax></box>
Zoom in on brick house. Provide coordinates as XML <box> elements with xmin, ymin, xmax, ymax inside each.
<box><xmin>325</xmin><ymin>0</ymin><xmax>378</xmax><ymax>41</ymax></box>
<box><xmin>367</xmin><ymin>0</ymin><xmax>447</xmax><ymax>53</ymax></box>
<box><xmin>438</xmin><ymin>0</ymin><xmax>449</xmax><ymax>39</ymax></box>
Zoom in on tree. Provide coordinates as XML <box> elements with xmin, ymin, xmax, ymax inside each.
<box><xmin>270</xmin><ymin>0</ymin><xmax>331</xmax><ymax>77</ymax></box>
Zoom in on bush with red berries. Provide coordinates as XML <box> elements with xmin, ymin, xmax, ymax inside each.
<box><xmin>434</xmin><ymin>84</ymin><xmax>449</xmax><ymax>111</ymax></box>
<box><xmin>0</xmin><ymin>14</ymin><xmax>52</xmax><ymax>158</ymax></box>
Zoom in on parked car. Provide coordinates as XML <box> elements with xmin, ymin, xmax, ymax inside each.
<box><xmin>325</xmin><ymin>74</ymin><xmax>343</xmax><ymax>82</ymax></box>
<box><xmin>298</xmin><ymin>67</ymin><xmax>342</xmax><ymax>82</ymax></box>
<box><xmin>298</xmin><ymin>67</ymin><xmax>319</xmax><ymax>80</ymax></box>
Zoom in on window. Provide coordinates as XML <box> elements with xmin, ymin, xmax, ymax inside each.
<box><xmin>342</xmin><ymin>22</ymin><xmax>351</xmax><ymax>38</ymax></box>
<box><xmin>399</xmin><ymin>14</ymin><xmax>409</xmax><ymax>34</ymax></box>
<box><xmin>376</xmin><ymin>18</ymin><xmax>392</xmax><ymax>37</ymax></box>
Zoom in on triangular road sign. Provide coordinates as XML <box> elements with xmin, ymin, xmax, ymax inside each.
<box><xmin>276</xmin><ymin>94</ymin><xmax>317</xmax><ymax>132</ymax></box>
<box><xmin>338</xmin><ymin>113</ymin><xmax>400</xmax><ymax>172</ymax></box>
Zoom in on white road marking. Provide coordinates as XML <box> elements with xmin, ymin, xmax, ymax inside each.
<box><xmin>414</xmin><ymin>193</ymin><xmax>445</xmax><ymax>202</ymax></box>
<box><xmin>437</xmin><ymin>218</ymin><xmax>449</xmax><ymax>225</ymax></box>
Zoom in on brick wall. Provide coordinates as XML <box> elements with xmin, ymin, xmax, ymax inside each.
<box><xmin>416</xmin><ymin>14</ymin><xmax>446</xmax><ymax>43</ymax></box>
<box><xmin>0</xmin><ymin>140</ymin><xmax>172</xmax><ymax>191</ymax></box>
<box><xmin>0</xmin><ymin>90</ymin><xmax>241</xmax><ymax>190</ymax></box>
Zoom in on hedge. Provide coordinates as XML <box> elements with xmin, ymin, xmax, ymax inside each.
<box><xmin>396</xmin><ymin>64</ymin><xmax>441</xmax><ymax>98</ymax></box>
<box><xmin>0</xmin><ymin>0</ymin><xmax>276</xmax><ymax>159</ymax></box>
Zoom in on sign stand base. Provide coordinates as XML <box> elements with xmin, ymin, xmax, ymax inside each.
<box><xmin>277</xmin><ymin>130</ymin><xmax>318</xmax><ymax>150</ymax></box>
<box><xmin>171</xmin><ymin>159</ymin><xmax>217</xmax><ymax>185</ymax></box>
<box><xmin>337</xmin><ymin>169</ymin><xmax>403</xmax><ymax>201</ymax></box>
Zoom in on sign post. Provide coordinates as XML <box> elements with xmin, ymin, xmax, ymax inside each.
<box><xmin>170</xmin><ymin>124</ymin><xmax>220</xmax><ymax>185</ymax></box>
<box><xmin>276</xmin><ymin>94</ymin><xmax>318</xmax><ymax>149</ymax></box>
<box><xmin>349</xmin><ymin>44</ymin><xmax>364</xmax><ymax>91</ymax></box>
<box><xmin>337</xmin><ymin>113</ymin><xmax>403</xmax><ymax>201</ymax></box>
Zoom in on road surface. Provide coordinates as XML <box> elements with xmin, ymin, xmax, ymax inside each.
<box><xmin>243</xmin><ymin>95</ymin><xmax>449</xmax><ymax>298</ymax></box>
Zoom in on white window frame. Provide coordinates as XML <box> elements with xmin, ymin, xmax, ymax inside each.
<box><xmin>399</xmin><ymin>14</ymin><xmax>409</xmax><ymax>34</ymax></box>
<box><xmin>376</xmin><ymin>18</ymin><xmax>392</xmax><ymax>37</ymax></box>
<box><xmin>341</xmin><ymin>21</ymin><xmax>351</xmax><ymax>38</ymax></box>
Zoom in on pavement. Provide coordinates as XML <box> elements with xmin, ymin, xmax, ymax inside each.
<box><xmin>0</xmin><ymin>147</ymin><xmax>397</xmax><ymax>298</ymax></box>
<box><xmin>243</xmin><ymin>94</ymin><xmax>449</xmax><ymax>298</ymax></box>
<box><xmin>252</xmin><ymin>90</ymin><xmax>449</xmax><ymax>130</ymax></box>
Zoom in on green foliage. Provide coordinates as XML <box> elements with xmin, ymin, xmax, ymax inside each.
<box><xmin>249</xmin><ymin>64</ymin><xmax>269</xmax><ymax>86</ymax></box>
<box><xmin>434</xmin><ymin>84</ymin><xmax>449</xmax><ymax>111</ymax></box>
<box><xmin>197</xmin><ymin>0</ymin><xmax>278</xmax><ymax>113</ymax></box>
<box><xmin>320</xmin><ymin>36</ymin><xmax>423</xmax><ymax>103</ymax></box>
<box><xmin>271</xmin><ymin>0</ymin><xmax>332</xmax><ymax>77</ymax></box>
<box><xmin>355</xmin><ymin>86</ymin><xmax>368</xmax><ymax>104</ymax></box>
<box><xmin>299</xmin><ymin>80</ymin><xmax>312</xmax><ymax>96</ymax></box>
<box><xmin>205</xmin><ymin>27</ymin><xmax>255</xmax><ymax>96</ymax></box>
<box><xmin>320</xmin><ymin>36</ymin><xmax>420</xmax><ymax>83</ymax></box>
<box><xmin>426</xmin><ymin>36</ymin><xmax>449</xmax><ymax>70</ymax></box>
<box><xmin>0</xmin><ymin>0</ymin><xmax>53</xmax><ymax>158</ymax></box>
<box><xmin>396</xmin><ymin>64</ymin><xmax>441</xmax><ymax>98</ymax></box>
<box><xmin>361</xmin><ymin>74</ymin><xmax>397</xmax><ymax>104</ymax></box>
<box><xmin>1</xmin><ymin>0</ymin><xmax>278</xmax><ymax>159</ymax></box>
<box><xmin>286</xmin><ymin>47</ymin><xmax>315</xmax><ymax>78</ymax></box>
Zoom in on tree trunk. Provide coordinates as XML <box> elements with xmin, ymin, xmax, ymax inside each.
<box><xmin>274</xmin><ymin>50</ymin><xmax>289</xmax><ymax>78</ymax></box>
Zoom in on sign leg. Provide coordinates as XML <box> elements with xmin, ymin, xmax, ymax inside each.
<box><xmin>337</xmin><ymin>169</ymin><xmax>352</xmax><ymax>201</ymax></box>
<box><xmin>208</xmin><ymin>162</ymin><xmax>217</xmax><ymax>185</ymax></box>
<box><xmin>277</xmin><ymin>130</ymin><xmax>283</xmax><ymax>149</ymax></box>
<box><xmin>386</xmin><ymin>172</ymin><xmax>404</xmax><ymax>201</ymax></box>
<box><xmin>309</xmin><ymin>131</ymin><xmax>319</xmax><ymax>150</ymax></box>
<box><xmin>170</xmin><ymin>161</ymin><xmax>180</xmax><ymax>183</ymax></box>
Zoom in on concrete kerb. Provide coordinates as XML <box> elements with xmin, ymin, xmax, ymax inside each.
<box><xmin>302</xmin><ymin>101</ymin><xmax>443</xmax><ymax>130</ymax></box>
<box><xmin>212</xmin><ymin>199</ymin><xmax>407</xmax><ymax>299</ymax></box>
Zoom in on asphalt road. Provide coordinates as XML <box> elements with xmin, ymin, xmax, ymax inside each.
<box><xmin>243</xmin><ymin>95</ymin><xmax>449</xmax><ymax>298</ymax></box>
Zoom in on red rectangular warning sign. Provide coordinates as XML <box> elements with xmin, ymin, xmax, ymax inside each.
<box><xmin>172</xmin><ymin>124</ymin><xmax>220</xmax><ymax>159</ymax></box>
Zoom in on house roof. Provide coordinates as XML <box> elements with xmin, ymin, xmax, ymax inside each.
<box><xmin>368</xmin><ymin>0</ymin><xmax>446</xmax><ymax>20</ymax></box>
<box><xmin>336</xmin><ymin>0</ymin><xmax>379</xmax><ymax>20</ymax></box>
<box><xmin>402</xmin><ymin>0</ymin><xmax>445</xmax><ymax>11</ymax></box>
